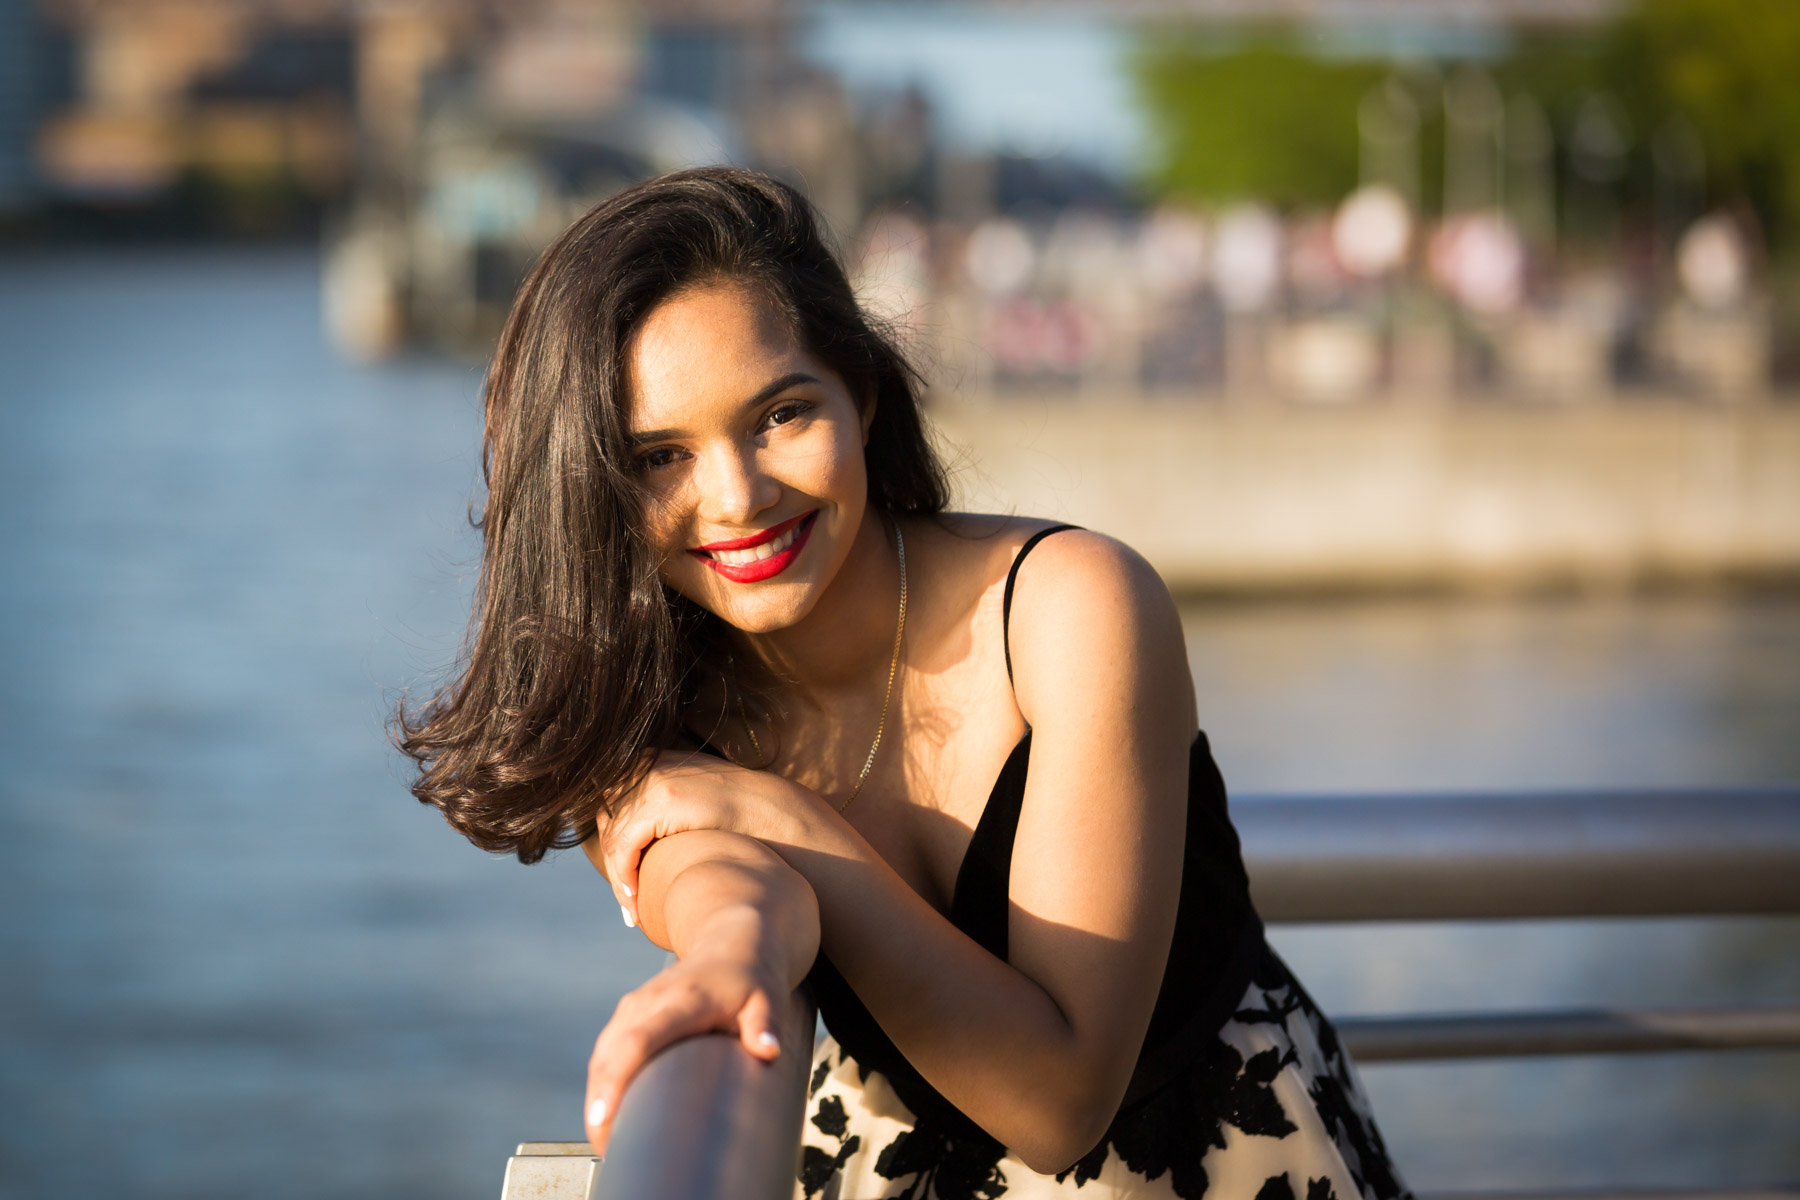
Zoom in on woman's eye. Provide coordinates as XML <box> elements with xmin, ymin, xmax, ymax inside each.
<box><xmin>761</xmin><ymin>400</ymin><xmax>812</xmax><ymax>431</ymax></box>
<box><xmin>636</xmin><ymin>446</ymin><xmax>683</xmax><ymax>472</ymax></box>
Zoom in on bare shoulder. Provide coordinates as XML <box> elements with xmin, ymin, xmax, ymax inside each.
<box><xmin>998</xmin><ymin>523</ymin><xmax>1194</xmax><ymax>732</ymax></box>
<box><xmin>1005</xmin><ymin>525</ymin><xmax>1167</xmax><ymax>601</ymax></box>
<box><xmin>902</xmin><ymin>513</ymin><xmax>1169</xmax><ymax>614</ymax></box>
<box><xmin>900</xmin><ymin>510</ymin><xmax>1195</xmax><ymax>726</ymax></box>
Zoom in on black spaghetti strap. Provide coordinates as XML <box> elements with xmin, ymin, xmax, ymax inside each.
<box><xmin>1002</xmin><ymin>523</ymin><xmax>1083</xmax><ymax>684</ymax></box>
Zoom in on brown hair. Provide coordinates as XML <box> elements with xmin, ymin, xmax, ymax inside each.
<box><xmin>396</xmin><ymin>167</ymin><xmax>949</xmax><ymax>863</ymax></box>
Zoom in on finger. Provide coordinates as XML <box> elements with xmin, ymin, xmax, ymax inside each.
<box><xmin>584</xmin><ymin>1025</ymin><xmax>624</xmax><ymax>1157</ymax></box>
<box><xmin>736</xmin><ymin>988</ymin><xmax>780</xmax><ymax>1061</ymax></box>
<box><xmin>608</xmin><ymin>861</ymin><xmax>639</xmax><ymax>930</ymax></box>
<box><xmin>588</xmin><ymin>811</ymin><xmax>638</xmax><ymax>922</ymax></box>
<box><xmin>594</xmin><ymin>877</ymin><xmax>635</xmax><ymax>933</ymax></box>
<box><xmin>596</xmin><ymin>827</ymin><xmax>633</xmax><ymax>922</ymax></box>
<box><xmin>584</xmin><ymin>982</ymin><xmax>727</xmax><ymax>1153</ymax></box>
<box><xmin>617</xmin><ymin>856</ymin><xmax>640</xmax><ymax>927</ymax></box>
<box><xmin>586</xmin><ymin>1007</ymin><xmax>668</xmax><ymax>1156</ymax></box>
<box><xmin>606</xmin><ymin>822</ymin><xmax>652</xmax><ymax>922</ymax></box>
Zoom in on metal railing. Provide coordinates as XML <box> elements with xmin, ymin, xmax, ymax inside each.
<box><xmin>1237</xmin><ymin>789</ymin><xmax>1800</xmax><ymax>922</ymax></box>
<box><xmin>1236</xmin><ymin>787</ymin><xmax>1800</xmax><ymax>1079</ymax></box>
<box><xmin>500</xmin><ymin>986</ymin><xmax>815</xmax><ymax>1200</ymax></box>
<box><xmin>500</xmin><ymin>788</ymin><xmax>1800</xmax><ymax>1200</ymax></box>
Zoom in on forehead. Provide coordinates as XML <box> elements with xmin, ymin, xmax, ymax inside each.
<box><xmin>625</xmin><ymin>280</ymin><xmax>807</xmax><ymax>428</ymax></box>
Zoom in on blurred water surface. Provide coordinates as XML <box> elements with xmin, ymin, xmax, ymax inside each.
<box><xmin>0</xmin><ymin>250</ymin><xmax>1794</xmax><ymax>1199</ymax></box>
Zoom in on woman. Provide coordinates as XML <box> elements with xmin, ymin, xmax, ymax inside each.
<box><xmin>400</xmin><ymin>167</ymin><xmax>1408</xmax><ymax>1200</ymax></box>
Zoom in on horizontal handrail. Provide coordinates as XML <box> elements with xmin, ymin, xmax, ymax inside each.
<box><xmin>587</xmin><ymin>987</ymin><xmax>816</xmax><ymax>1200</ymax></box>
<box><xmin>1338</xmin><ymin>1005</ymin><xmax>1800</xmax><ymax>1061</ymax></box>
<box><xmin>504</xmin><ymin>789</ymin><xmax>1800</xmax><ymax>1200</ymax></box>
<box><xmin>1234</xmin><ymin>788</ymin><xmax>1800</xmax><ymax>922</ymax></box>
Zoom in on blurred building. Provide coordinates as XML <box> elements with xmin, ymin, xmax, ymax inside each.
<box><xmin>323</xmin><ymin>0</ymin><xmax>819</xmax><ymax>356</ymax></box>
<box><xmin>32</xmin><ymin>0</ymin><xmax>357</xmax><ymax>230</ymax></box>
<box><xmin>13</xmin><ymin>0</ymin><xmax>1789</xmax><ymax>398</ymax></box>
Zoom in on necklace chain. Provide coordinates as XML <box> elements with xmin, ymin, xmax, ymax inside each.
<box><xmin>741</xmin><ymin>522</ymin><xmax>906</xmax><ymax>814</ymax></box>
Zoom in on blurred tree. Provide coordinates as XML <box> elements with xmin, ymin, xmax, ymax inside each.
<box><xmin>1630</xmin><ymin>0</ymin><xmax>1800</xmax><ymax>250</ymax></box>
<box><xmin>1481</xmin><ymin>1</ymin><xmax>1800</xmax><ymax>253</ymax></box>
<box><xmin>1131</xmin><ymin>39</ymin><xmax>1384</xmax><ymax>209</ymax></box>
<box><xmin>1133</xmin><ymin>4</ymin><xmax>1800</xmax><ymax>254</ymax></box>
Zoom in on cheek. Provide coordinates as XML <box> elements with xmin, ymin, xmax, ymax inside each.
<box><xmin>653</xmin><ymin>538</ymin><xmax>711</xmax><ymax>606</ymax></box>
<box><xmin>785</xmin><ymin>419</ymin><xmax>868</xmax><ymax>507</ymax></box>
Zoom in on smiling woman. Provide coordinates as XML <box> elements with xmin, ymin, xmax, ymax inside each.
<box><xmin>627</xmin><ymin>284</ymin><xmax>877</xmax><ymax>631</ymax></box>
<box><xmin>396</xmin><ymin>170</ymin><xmax>945</xmax><ymax>864</ymax></box>
<box><xmin>396</xmin><ymin>168</ymin><xmax>1410</xmax><ymax>1199</ymax></box>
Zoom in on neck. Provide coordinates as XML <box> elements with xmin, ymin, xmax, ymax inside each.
<box><xmin>731</xmin><ymin>508</ymin><xmax>900</xmax><ymax>703</ymax></box>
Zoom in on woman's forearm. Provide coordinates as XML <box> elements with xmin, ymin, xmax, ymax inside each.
<box><xmin>768</xmin><ymin>809</ymin><xmax>1133</xmax><ymax>1172</ymax></box>
<box><xmin>639</xmin><ymin>829</ymin><xmax>820</xmax><ymax>992</ymax></box>
<box><xmin>596</xmin><ymin>746</ymin><xmax>1175</xmax><ymax>1170</ymax></box>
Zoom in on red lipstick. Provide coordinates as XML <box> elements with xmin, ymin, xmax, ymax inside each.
<box><xmin>690</xmin><ymin>511</ymin><xmax>816</xmax><ymax>583</ymax></box>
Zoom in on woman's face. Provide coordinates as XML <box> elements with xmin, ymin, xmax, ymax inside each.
<box><xmin>624</xmin><ymin>279</ymin><xmax>875</xmax><ymax>634</ymax></box>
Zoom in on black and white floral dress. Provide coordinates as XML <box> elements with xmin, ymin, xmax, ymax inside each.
<box><xmin>793</xmin><ymin>528</ymin><xmax>1410</xmax><ymax>1200</ymax></box>
<box><xmin>798</xmin><ymin>944</ymin><xmax>1406</xmax><ymax>1200</ymax></box>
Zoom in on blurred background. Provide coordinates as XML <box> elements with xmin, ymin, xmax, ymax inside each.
<box><xmin>1</xmin><ymin>1</ymin><xmax>1796</xmax><ymax>1197</ymax></box>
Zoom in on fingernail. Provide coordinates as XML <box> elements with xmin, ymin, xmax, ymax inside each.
<box><xmin>586</xmin><ymin>1097</ymin><xmax>608</xmax><ymax>1128</ymax></box>
<box><xmin>756</xmin><ymin>1030</ymin><xmax>779</xmax><ymax>1053</ymax></box>
<box><xmin>620</xmin><ymin>904</ymin><xmax>636</xmax><ymax>929</ymax></box>
<box><xmin>621</xmin><ymin>882</ymin><xmax>633</xmax><ymax>898</ymax></box>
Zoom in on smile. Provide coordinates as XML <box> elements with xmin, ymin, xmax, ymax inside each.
<box><xmin>690</xmin><ymin>511</ymin><xmax>817</xmax><ymax>583</ymax></box>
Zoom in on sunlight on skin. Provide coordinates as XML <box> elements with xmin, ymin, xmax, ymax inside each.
<box><xmin>626</xmin><ymin>280</ymin><xmax>880</xmax><ymax>639</ymax></box>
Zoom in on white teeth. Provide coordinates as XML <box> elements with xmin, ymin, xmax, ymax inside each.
<box><xmin>709</xmin><ymin>523</ymin><xmax>801</xmax><ymax>567</ymax></box>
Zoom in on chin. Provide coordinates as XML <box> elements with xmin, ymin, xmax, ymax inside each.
<box><xmin>671</xmin><ymin>573</ymin><xmax>822</xmax><ymax>634</ymax></box>
<box><xmin>721</xmin><ymin>604</ymin><xmax>810</xmax><ymax>635</ymax></box>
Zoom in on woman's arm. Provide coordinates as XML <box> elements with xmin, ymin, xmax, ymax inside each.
<box><xmin>580</xmin><ymin>828</ymin><xmax>819</xmax><ymax>1156</ymax></box>
<box><xmin>602</xmin><ymin>533</ymin><xmax>1195</xmax><ymax>1173</ymax></box>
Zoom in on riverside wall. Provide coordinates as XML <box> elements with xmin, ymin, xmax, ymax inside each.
<box><xmin>929</xmin><ymin>396</ymin><xmax>1800</xmax><ymax>592</ymax></box>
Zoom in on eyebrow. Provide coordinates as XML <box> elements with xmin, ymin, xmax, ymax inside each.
<box><xmin>625</xmin><ymin>371</ymin><xmax>821</xmax><ymax>448</ymax></box>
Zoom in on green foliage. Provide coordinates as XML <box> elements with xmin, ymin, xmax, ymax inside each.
<box><xmin>1131</xmin><ymin>38</ymin><xmax>1384</xmax><ymax>209</ymax></box>
<box><xmin>1130</xmin><ymin>2</ymin><xmax>1800</xmax><ymax>250</ymax></box>
<box><xmin>1486</xmin><ymin>32</ymin><xmax>1634</xmax><ymax>119</ymax></box>
<box><xmin>1631</xmin><ymin>0</ymin><xmax>1800</xmax><ymax>241</ymax></box>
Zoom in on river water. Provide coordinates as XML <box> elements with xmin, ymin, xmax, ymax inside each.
<box><xmin>1</xmin><ymin>249</ymin><xmax>1794</xmax><ymax>1199</ymax></box>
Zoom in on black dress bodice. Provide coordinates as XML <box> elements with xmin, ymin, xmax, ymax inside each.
<box><xmin>804</xmin><ymin>725</ymin><xmax>1266</xmax><ymax>1150</ymax></box>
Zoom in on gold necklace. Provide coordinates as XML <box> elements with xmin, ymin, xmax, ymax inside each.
<box><xmin>742</xmin><ymin>522</ymin><xmax>906</xmax><ymax>814</ymax></box>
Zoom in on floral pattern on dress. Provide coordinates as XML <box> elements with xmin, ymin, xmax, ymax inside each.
<box><xmin>796</xmin><ymin>948</ymin><xmax>1410</xmax><ymax>1200</ymax></box>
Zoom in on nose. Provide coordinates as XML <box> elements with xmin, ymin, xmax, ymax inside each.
<box><xmin>695</xmin><ymin>441</ymin><xmax>780</xmax><ymax>528</ymax></box>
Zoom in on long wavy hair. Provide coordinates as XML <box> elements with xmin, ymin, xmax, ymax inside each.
<box><xmin>397</xmin><ymin>167</ymin><xmax>950</xmax><ymax>863</ymax></box>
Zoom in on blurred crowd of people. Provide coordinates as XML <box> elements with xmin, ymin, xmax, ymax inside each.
<box><xmin>847</xmin><ymin>193</ymin><xmax>1767</xmax><ymax>404</ymax></box>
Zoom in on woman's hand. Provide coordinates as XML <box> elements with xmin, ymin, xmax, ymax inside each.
<box><xmin>590</xmin><ymin>749</ymin><xmax>823</xmax><ymax>926</ymax></box>
<box><xmin>583</xmin><ymin>933</ymin><xmax>785</xmax><ymax>1156</ymax></box>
